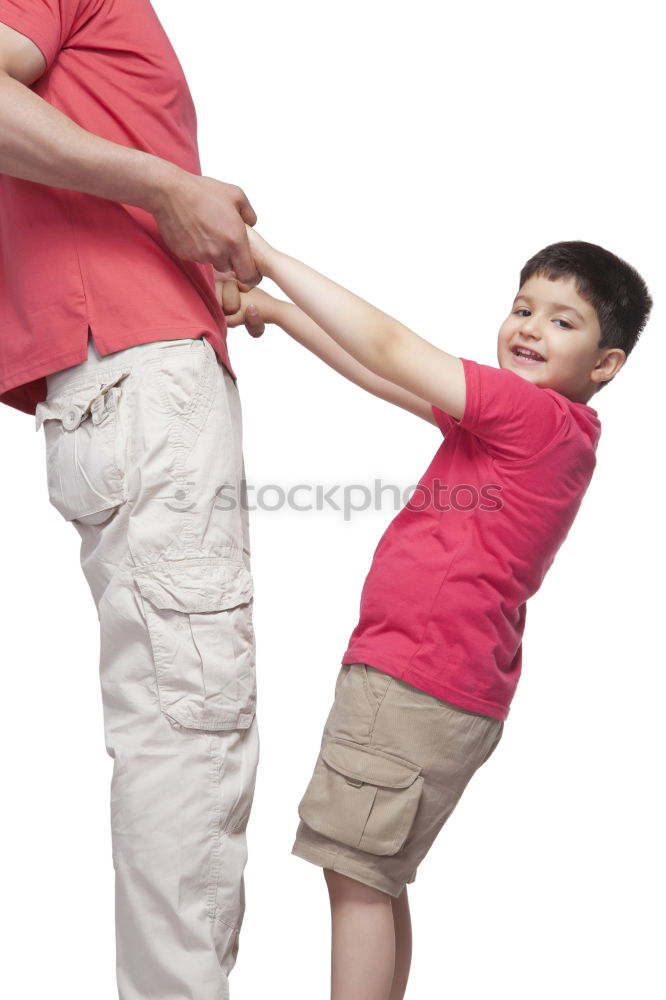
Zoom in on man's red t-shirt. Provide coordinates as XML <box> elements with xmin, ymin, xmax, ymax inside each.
<box><xmin>343</xmin><ymin>358</ymin><xmax>602</xmax><ymax>720</ymax></box>
<box><xmin>0</xmin><ymin>0</ymin><xmax>233</xmax><ymax>415</ymax></box>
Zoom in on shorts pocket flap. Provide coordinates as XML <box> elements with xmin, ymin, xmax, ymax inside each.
<box><xmin>299</xmin><ymin>740</ymin><xmax>424</xmax><ymax>856</ymax></box>
<box><xmin>321</xmin><ymin>740</ymin><xmax>421</xmax><ymax>790</ymax></box>
<box><xmin>35</xmin><ymin>371</ymin><xmax>131</xmax><ymax>430</ymax></box>
<box><xmin>134</xmin><ymin>557</ymin><xmax>253</xmax><ymax>614</ymax></box>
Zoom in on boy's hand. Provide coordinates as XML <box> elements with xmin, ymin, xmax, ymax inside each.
<box><xmin>217</xmin><ymin>281</ymin><xmax>271</xmax><ymax>338</ymax></box>
<box><xmin>212</xmin><ymin>269</ymin><xmax>263</xmax><ymax>337</ymax></box>
<box><xmin>214</xmin><ymin>228</ymin><xmax>280</xmax><ymax>338</ymax></box>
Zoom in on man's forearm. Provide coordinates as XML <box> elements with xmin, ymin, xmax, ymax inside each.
<box><xmin>0</xmin><ymin>70</ymin><xmax>179</xmax><ymax>212</ymax></box>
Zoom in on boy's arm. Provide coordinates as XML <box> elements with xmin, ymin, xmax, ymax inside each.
<box><xmin>248</xmin><ymin>229</ymin><xmax>466</xmax><ymax>420</ymax></box>
<box><xmin>238</xmin><ymin>289</ymin><xmax>436</xmax><ymax>424</ymax></box>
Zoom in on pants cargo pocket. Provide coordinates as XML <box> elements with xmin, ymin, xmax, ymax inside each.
<box><xmin>298</xmin><ymin>739</ymin><xmax>424</xmax><ymax>856</ymax></box>
<box><xmin>133</xmin><ymin>556</ymin><xmax>256</xmax><ymax>731</ymax></box>
<box><xmin>35</xmin><ymin>371</ymin><xmax>131</xmax><ymax>525</ymax></box>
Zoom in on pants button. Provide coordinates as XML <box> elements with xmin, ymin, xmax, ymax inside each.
<box><xmin>62</xmin><ymin>405</ymin><xmax>83</xmax><ymax>430</ymax></box>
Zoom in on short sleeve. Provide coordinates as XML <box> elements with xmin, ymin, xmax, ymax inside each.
<box><xmin>0</xmin><ymin>0</ymin><xmax>85</xmax><ymax>72</ymax></box>
<box><xmin>431</xmin><ymin>403</ymin><xmax>455</xmax><ymax>436</ymax></box>
<box><xmin>450</xmin><ymin>356</ymin><xmax>570</xmax><ymax>463</ymax></box>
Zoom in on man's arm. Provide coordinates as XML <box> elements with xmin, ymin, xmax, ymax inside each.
<box><xmin>0</xmin><ymin>22</ymin><xmax>260</xmax><ymax>284</ymax></box>
<box><xmin>225</xmin><ymin>287</ymin><xmax>436</xmax><ymax>425</ymax></box>
<box><xmin>247</xmin><ymin>229</ymin><xmax>466</xmax><ymax>420</ymax></box>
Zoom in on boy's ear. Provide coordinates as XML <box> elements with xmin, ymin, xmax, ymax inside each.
<box><xmin>592</xmin><ymin>347</ymin><xmax>626</xmax><ymax>387</ymax></box>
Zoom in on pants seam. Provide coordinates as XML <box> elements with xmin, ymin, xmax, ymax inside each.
<box><xmin>206</xmin><ymin>734</ymin><xmax>223</xmax><ymax>923</ymax></box>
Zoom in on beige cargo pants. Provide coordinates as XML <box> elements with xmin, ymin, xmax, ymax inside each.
<box><xmin>35</xmin><ymin>334</ymin><xmax>258</xmax><ymax>1000</ymax></box>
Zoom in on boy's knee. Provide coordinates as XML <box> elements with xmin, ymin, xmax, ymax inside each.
<box><xmin>323</xmin><ymin>868</ymin><xmax>391</xmax><ymax>903</ymax></box>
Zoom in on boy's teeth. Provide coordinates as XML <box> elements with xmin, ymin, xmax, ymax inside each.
<box><xmin>515</xmin><ymin>348</ymin><xmax>543</xmax><ymax>360</ymax></box>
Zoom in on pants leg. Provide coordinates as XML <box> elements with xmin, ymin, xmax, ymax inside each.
<box><xmin>36</xmin><ymin>335</ymin><xmax>259</xmax><ymax>1000</ymax></box>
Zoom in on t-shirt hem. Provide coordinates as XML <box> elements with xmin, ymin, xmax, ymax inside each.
<box><xmin>0</xmin><ymin>325</ymin><xmax>235</xmax><ymax>415</ymax></box>
<box><xmin>0</xmin><ymin>345</ymin><xmax>90</xmax><ymax>395</ymax></box>
<box><xmin>342</xmin><ymin>648</ymin><xmax>510</xmax><ymax>721</ymax></box>
<box><xmin>93</xmin><ymin>327</ymin><xmax>235</xmax><ymax>380</ymax></box>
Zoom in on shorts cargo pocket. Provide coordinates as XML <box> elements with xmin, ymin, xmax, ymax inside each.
<box><xmin>133</xmin><ymin>556</ymin><xmax>256</xmax><ymax>732</ymax></box>
<box><xmin>35</xmin><ymin>371</ymin><xmax>131</xmax><ymax>525</ymax></box>
<box><xmin>298</xmin><ymin>739</ymin><xmax>424</xmax><ymax>856</ymax></box>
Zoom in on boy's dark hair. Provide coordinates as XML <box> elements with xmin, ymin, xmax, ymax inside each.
<box><xmin>519</xmin><ymin>241</ymin><xmax>653</xmax><ymax>392</ymax></box>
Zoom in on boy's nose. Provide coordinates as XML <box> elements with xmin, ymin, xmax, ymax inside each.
<box><xmin>519</xmin><ymin>318</ymin><xmax>542</xmax><ymax>340</ymax></box>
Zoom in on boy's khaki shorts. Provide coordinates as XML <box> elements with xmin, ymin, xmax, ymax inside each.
<box><xmin>292</xmin><ymin>663</ymin><xmax>503</xmax><ymax>897</ymax></box>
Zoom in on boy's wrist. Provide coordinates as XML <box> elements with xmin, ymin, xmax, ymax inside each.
<box><xmin>247</xmin><ymin>286</ymin><xmax>281</xmax><ymax>325</ymax></box>
<box><xmin>261</xmin><ymin>246</ymin><xmax>281</xmax><ymax>281</ymax></box>
<box><xmin>263</xmin><ymin>290</ymin><xmax>288</xmax><ymax>327</ymax></box>
<box><xmin>247</xmin><ymin>227</ymin><xmax>281</xmax><ymax>282</ymax></box>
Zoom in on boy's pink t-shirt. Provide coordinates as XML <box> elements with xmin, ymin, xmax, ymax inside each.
<box><xmin>343</xmin><ymin>358</ymin><xmax>602</xmax><ymax>720</ymax></box>
<box><xmin>0</xmin><ymin>0</ymin><xmax>233</xmax><ymax>415</ymax></box>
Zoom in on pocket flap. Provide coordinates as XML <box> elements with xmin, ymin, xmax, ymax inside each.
<box><xmin>35</xmin><ymin>371</ymin><xmax>131</xmax><ymax>430</ymax></box>
<box><xmin>321</xmin><ymin>739</ymin><xmax>421</xmax><ymax>789</ymax></box>
<box><xmin>134</xmin><ymin>557</ymin><xmax>253</xmax><ymax>613</ymax></box>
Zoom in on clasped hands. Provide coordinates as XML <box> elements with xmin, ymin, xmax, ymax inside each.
<box><xmin>213</xmin><ymin>226</ymin><xmax>271</xmax><ymax>339</ymax></box>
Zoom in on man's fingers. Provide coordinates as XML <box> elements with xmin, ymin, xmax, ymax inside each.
<box><xmin>245</xmin><ymin>305</ymin><xmax>265</xmax><ymax>338</ymax></box>
<box><xmin>238</xmin><ymin>197</ymin><xmax>258</xmax><ymax>228</ymax></box>
<box><xmin>212</xmin><ymin>267</ymin><xmax>237</xmax><ymax>283</ymax></box>
<box><xmin>230</xmin><ymin>246</ymin><xmax>262</xmax><ymax>288</ymax></box>
<box><xmin>220</xmin><ymin>280</ymin><xmax>241</xmax><ymax>316</ymax></box>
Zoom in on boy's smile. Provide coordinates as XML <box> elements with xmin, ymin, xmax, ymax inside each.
<box><xmin>496</xmin><ymin>274</ymin><xmax>620</xmax><ymax>404</ymax></box>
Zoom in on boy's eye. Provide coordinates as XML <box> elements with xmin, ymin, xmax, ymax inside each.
<box><xmin>554</xmin><ymin>319</ymin><xmax>572</xmax><ymax>329</ymax></box>
<box><xmin>514</xmin><ymin>308</ymin><xmax>530</xmax><ymax>317</ymax></box>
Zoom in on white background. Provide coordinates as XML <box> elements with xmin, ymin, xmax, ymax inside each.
<box><xmin>1</xmin><ymin>1</ymin><xmax>664</xmax><ymax>997</ymax></box>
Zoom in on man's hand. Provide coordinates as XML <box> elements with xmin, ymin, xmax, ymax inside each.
<box><xmin>151</xmin><ymin>170</ymin><xmax>262</xmax><ymax>286</ymax></box>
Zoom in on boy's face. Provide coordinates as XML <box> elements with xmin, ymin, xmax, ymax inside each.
<box><xmin>496</xmin><ymin>274</ymin><xmax>609</xmax><ymax>403</ymax></box>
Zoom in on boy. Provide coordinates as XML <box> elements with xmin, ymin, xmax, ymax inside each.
<box><xmin>221</xmin><ymin>235</ymin><xmax>652</xmax><ymax>1000</ymax></box>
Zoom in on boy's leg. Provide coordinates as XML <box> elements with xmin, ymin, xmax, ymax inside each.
<box><xmin>324</xmin><ymin>871</ymin><xmax>412</xmax><ymax>1000</ymax></box>
<box><xmin>389</xmin><ymin>886</ymin><xmax>412</xmax><ymax>1000</ymax></box>
<box><xmin>325</xmin><ymin>870</ymin><xmax>396</xmax><ymax>1000</ymax></box>
<box><xmin>294</xmin><ymin>663</ymin><xmax>504</xmax><ymax>998</ymax></box>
